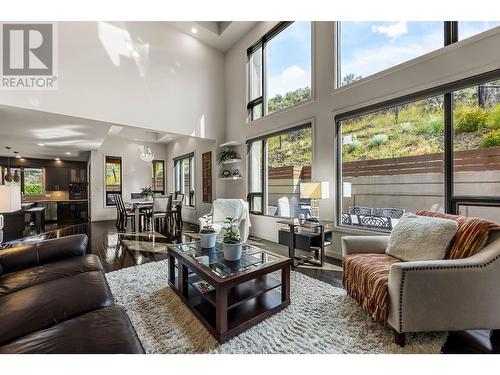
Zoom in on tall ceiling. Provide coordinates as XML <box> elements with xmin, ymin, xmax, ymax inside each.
<box><xmin>170</xmin><ymin>21</ymin><xmax>257</xmax><ymax>52</ymax></box>
<box><xmin>0</xmin><ymin>105</ymin><xmax>181</xmax><ymax>161</ymax></box>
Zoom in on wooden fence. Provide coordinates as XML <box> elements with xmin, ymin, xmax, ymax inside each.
<box><xmin>268</xmin><ymin>165</ymin><xmax>311</xmax><ymax>180</ymax></box>
<box><xmin>343</xmin><ymin>147</ymin><xmax>500</xmax><ymax>177</ymax></box>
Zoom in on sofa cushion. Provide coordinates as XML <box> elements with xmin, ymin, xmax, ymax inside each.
<box><xmin>343</xmin><ymin>253</ymin><xmax>401</xmax><ymax>325</ymax></box>
<box><xmin>417</xmin><ymin>210</ymin><xmax>500</xmax><ymax>259</ymax></box>
<box><xmin>386</xmin><ymin>213</ymin><xmax>458</xmax><ymax>261</ymax></box>
<box><xmin>0</xmin><ymin>254</ymin><xmax>103</xmax><ymax>297</ymax></box>
<box><xmin>0</xmin><ymin>306</ymin><xmax>144</xmax><ymax>354</ymax></box>
<box><xmin>0</xmin><ymin>270</ymin><xmax>113</xmax><ymax>346</ymax></box>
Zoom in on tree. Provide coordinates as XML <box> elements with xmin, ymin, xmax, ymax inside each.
<box><xmin>268</xmin><ymin>87</ymin><xmax>311</xmax><ymax>114</ymax></box>
<box><xmin>342</xmin><ymin>73</ymin><xmax>362</xmax><ymax>86</ymax></box>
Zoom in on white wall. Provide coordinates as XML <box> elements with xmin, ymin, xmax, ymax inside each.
<box><xmin>164</xmin><ymin>136</ymin><xmax>219</xmax><ymax>224</ymax></box>
<box><xmin>223</xmin><ymin>22</ymin><xmax>500</xmax><ymax>257</ymax></box>
<box><xmin>90</xmin><ymin>138</ymin><xmax>167</xmax><ymax>221</ymax></box>
<box><xmin>0</xmin><ymin>21</ymin><xmax>225</xmax><ymax>141</ymax></box>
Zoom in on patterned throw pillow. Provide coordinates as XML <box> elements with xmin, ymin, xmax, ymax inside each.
<box><xmin>416</xmin><ymin>210</ymin><xmax>500</xmax><ymax>259</ymax></box>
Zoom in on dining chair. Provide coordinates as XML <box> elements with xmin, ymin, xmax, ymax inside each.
<box><xmin>115</xmin><ymin>194</ymin><xmax>145</xmax><ymax>232</ymax></box>
<box><xmin>149</xmin><ymin>194</ymin><xmax>172</xmax><ymax>232</ymax></box>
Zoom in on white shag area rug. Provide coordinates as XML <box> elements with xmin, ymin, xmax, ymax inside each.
<box><xmin>105</xmin><ymin>260</ymin><xmax>446</xmax><ymax>354</ymax></box>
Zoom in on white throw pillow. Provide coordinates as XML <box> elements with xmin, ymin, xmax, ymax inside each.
<box><xmin>386</xmin><ymin>213</ymin><xmax>458</xmax><ymax>261</ymax></box>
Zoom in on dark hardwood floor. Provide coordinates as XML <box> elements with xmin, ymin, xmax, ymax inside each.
<box><xmin>2</xmin><ymin>219</ymin><xmax>497</xmax><ymax>353</ymax></box>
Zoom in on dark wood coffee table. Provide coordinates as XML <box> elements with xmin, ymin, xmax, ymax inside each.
<box><xmin>167</xmin><ymin>241</ymin><xmax>291</xmax><ymax>343</ymax></box>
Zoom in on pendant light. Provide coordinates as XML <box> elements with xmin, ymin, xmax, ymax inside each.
<box><xmin>138</xmin><ymin>131</ymin><xmax>155</xmax><ymax>163</ymax></box>
<box><xmin>4</xmin><ymin>147</ymin><xmax>13</xmax><ymax>183</ymax></box>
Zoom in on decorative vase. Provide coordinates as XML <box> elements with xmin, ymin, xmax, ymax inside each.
<box><xmin>200</xmin><ymin>232</ymin><xmax>217</xmax><ymax>248</ymax></box>
<box><xmin>222</xmin><ymin>242</ymin><xmax>243</xmax><ymax>261</ymax></box>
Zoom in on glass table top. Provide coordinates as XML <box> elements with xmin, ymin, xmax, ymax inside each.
<box><xmin>170</xmin><ymin>241</ymin><xmax>282</xmax><ymax>278</ymax></box>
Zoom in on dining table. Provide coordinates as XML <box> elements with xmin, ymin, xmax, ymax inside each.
<box><xmin>126</xmin><ymin>198</ymin><xmax>183</xmax><ymax>232</ymax></box>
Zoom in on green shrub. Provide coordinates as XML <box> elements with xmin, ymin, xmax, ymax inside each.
<box><xmin>425</xmin><ymin>115</ymin><xmax>444</xmax><ymax>134</ymax></box>
<box><xmin>370</xmin><ymin>134</ymin><xmax>388</xmax><ymax>147</ymax></box>
<box><xmin>454</xmin><ymin>105</ymin><xmax>489</xmax><ymax>134</ymax></box>
<box><xmin>24</xmin><ymin>184</ymin><xmax>42</xmax><ymax>194</ymax></box>
<box><xmin>487</xmin><ymin>104</ymin><xmax>500</xmax><ymax>130</ymax></box>
<box><xmin>481</xmin><ymin>129</ymin><xmax>500</xmax><ymax>148</ymax></box>
<box><xmin>347</xmin><ymin>139</ymin><xmax>362</xmax><ymax>153</ymax></box>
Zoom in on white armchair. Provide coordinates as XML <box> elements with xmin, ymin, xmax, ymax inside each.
<box><xmin>199</xmin><ymin>199</ymin><xmax>251</xmax><ymax>242</ymax></box>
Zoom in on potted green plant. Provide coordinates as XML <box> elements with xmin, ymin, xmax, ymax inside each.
<box><xmin>199</xmin><ymin>224</ymin><xmax>217</xmax><ymax>248</ymax></box>
<box><xmin>218</xmin><ymin>149</ymin><xmax>240</xmax><ymax>165</ymax></box>
<box><xmin>141</xmin><ymin>187</ymin><xmax>153</xmax><ymax>200</ymax></box>
<box><xmin>222</xmin><ymin>217</ymin><xmax>243</xmax><ymax>261</ymax></box>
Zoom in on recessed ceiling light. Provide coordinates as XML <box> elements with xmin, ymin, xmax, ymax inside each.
<box><xmin>191</xmin><ymin>27</ymin><xmax>198</xmax><ymax>34</ymax></box>
<box><xmin>15</xmin><ymin>155</ymin><xmax>22</xmax><ymax>159</ymax></box>
<box><xmin>55</xmin><ymin>158</ymin><xmax>60</xmax><ymax>161</ymax></box>
<box><xmin>65</xmin><ymin>152</ymin><xmax>71</xmax><ymax>155</ymax></box>
<box><xmin>37</xmin><ymin>143</ymin><xmax>45</xmax><ymax>146</ymax></box>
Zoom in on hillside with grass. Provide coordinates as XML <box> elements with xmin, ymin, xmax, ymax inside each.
<box><xmin>342</xmin><ymin>83</ymin><xmax>500</xmax><ymax>162</ymax></box>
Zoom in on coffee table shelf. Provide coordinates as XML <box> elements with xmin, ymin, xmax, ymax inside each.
<box><xmin>187</xmin><ymin>274</ymin><xmax>281</xmax><ymax>310</ymax></box>
<box><xmin>179</xmin><ymin>279</ymin><xmax>283</xmax><ymax>334</ymax></box>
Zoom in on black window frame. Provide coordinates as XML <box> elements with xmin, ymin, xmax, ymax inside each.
<box><xmin>0</xmin><ymin>166</ymin><xmax>44</xmax><ymax>195</ymax></box>
<box><xmin>105</xmin><ymin>156</ymin><xmax>122</xmax><ymax>207</ymax></box>
<box><xmin>335</xmin><ymin>65</ymin><xmax>500</xmax><ymax>230</ymax></box>
<box><xmin>247</xmin><ymin>21</ymin><xmax>313</xmax><ymax>121</ymax></box>
<box><xmin>246</xmin><ymin>123</ymin><xmax>313</xmax><ymax>216</ymax></box>
<box><xmin>173</xmin><ymin>152</ymin><xmax>195</xmax><ymax>208</ymax></box>
<box><xmin>151</xmin><ymin>159</ymin><xmax>165</xmax><ymax>195</ymax></box>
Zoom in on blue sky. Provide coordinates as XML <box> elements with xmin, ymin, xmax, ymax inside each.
<box><xmin>265</xmin><ymin>21</ymin><xmax>500</xmax><ymax>95</ymax></box>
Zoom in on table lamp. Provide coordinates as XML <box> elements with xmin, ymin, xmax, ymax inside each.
<box><xmin>300</xmin><ymin>182</ymin><xmax>329</xmax><ymax>219</ymax></box>
<box><xmin>0</xmin><ymin>185</ymin><xmax>22</xmax><ymax>213</ymax></box>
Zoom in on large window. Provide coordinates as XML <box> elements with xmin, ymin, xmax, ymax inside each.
<box><xmin>247</xmin><ymin>124</ymin><xmax>312</xmax><ymax>218</ymax></box>
<box><xmin>336</xmin><ymin>71</ymin><xmax>500</xmax><ymax>231</ymax></box>
<box><xmin>247</xmin><ymin>22</ymin><xmax>312</xmax><ymax>120</ymax></box>
<box><xmin>338</xmin><ymin>96</ymin><xmax>445</xmax><ymax>231</ymax></box>
<box><xmin>339</xmin><ymin>22</ymin><xmax>444</xmax><ymax>87</ymax></box>
<box><xmin>23</xmin><ymin>168</ymin><xmax>43</xmax><ymax>195</ymax></box>
<box><xmin>1</xmin><ymin>166</ymin><xmax>43</xmax><ymax>195</ymax></box>
<box><xmin>174</xmin><ymin>153</ymin><xmax>195</xmax><ymax>207</ymax></box>
<box><xmin>458</xmin><ymin>21</ymin><xmax>500</xmax><ymax>41</ymax></box>
<box><xmin>105</xmin><ymin>156</ymin><xmax>122</xmax><ymax>206</ymax></box>
<box><xmin>151</xmin><ymin>159</ymin><xmax>165</xmax><ymax>195</ymax></box>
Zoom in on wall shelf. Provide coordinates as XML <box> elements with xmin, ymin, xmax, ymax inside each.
<box><xmin>221</xmin><ymin>158</ymin><xmax>242</xmax><ymax>165</ymax></box>
<box><xmin>219</xmin><ymin>141</ymin><xmax>242</xmax><ymax>148</ymax></box>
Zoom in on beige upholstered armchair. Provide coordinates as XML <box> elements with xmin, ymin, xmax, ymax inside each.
<box><xmin>198</xmin><ymin>199</ymin><xmax>251</xmax><ymax>242</ymax></box>
<box><xmin>342</xmin><ymin>213</ymin><xmax>500</xmax><ymax>347</ymax></box>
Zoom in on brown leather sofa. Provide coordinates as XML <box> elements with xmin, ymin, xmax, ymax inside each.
<box><xmin>0</xmin><ymin>234</ymin><xmax>144</xmax><ymax>354</ymax></box>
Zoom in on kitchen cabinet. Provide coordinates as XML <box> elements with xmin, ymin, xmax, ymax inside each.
<box><xmin>70</xmin><ymin>167</ymin><xmax>87</xmax><ymax>183</ymax></box>
<box><xmin>57</xmin><ymin>201</ymin><xmax>88</xmax><ymax>223</ymax></box>
<box><xmin>45</xmin><ymin>167</ymin><xmax>69</xmax><ymax>191</ymax></box>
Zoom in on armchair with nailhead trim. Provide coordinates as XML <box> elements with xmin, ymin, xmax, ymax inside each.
<box><xmin>342</xmin><ymin>230</ymin><xmax>500</xmax><ymax>347</ymax></box>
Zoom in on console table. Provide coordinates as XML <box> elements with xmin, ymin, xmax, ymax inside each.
<box><xmin>277</xmin><ymin>219</ymin><xmax>333</xmax><ymax>268</ymax></box>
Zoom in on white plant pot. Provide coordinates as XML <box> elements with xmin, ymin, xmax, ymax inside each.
<box><xmin>200</xmin><ymin>232</ymin><xmax>217</xmax><ymax>248</ymax></box>
<box><xmin>222</xmin><ymin>242</ymin><xmax>243</xmax><ymax>261</ymax></box>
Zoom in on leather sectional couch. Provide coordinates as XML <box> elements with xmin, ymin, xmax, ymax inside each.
<box><xmin>0</xmin><ymin>234</ymin><xmax>144</xmax><ymax>354</ymax></box>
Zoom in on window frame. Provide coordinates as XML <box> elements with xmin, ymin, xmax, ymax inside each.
<box><xmin>104</xmin><ymin>155</ymin><xmax>122</xmax><ymax>207</ymax></box>
<box><xmin>247</xmin><ymin>21</ymin><xmax>312</xmax><ymax>121</ymax></box>
<box><xmin>246</xmin><ymin>122</ymin><xmax>313</xmax><ymax>217</ymax></box>
<box><xmin>173</xmin><ymin>152</ymin><xmax>195</xmax><ymax>208</ymax></box>
<box><xmin>151</xmin><ymin>159</ymin><xmax>165</xmax><ymax>195</ymax></box>
<box><xmin>0</xmin><ymin>166</ymin><xmax>44</xmax><ymax>195</ymax></box>
<box><xmin>335</xmin><ymin>67</ymin><xmax>500</xmax><ymax>231</ymax></box>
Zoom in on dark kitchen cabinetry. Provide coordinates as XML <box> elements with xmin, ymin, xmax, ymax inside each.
<box><xmin>57</xmin><ymin>202</ymin><xmax>88</xmax><ymax>223</ymax></box>
<box><xmin>69</xmin><ymin>167</ymin><xmax>87</xmax><ymax>183</ymax></box>
<box><xmin>45</xmin><ymin>167</ymin><xmax>69</xmax><ymax>191</ymax></box>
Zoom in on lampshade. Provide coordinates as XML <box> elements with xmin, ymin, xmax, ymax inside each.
<box><xmin>300</xmin><ymin>182</ymin><xmax>329</xmax><ymax>200</ymax></box>
<box><xmin>0</xmin><ymin>185</ymin><xmax>22</xmax><ymax>213</ymax></box>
